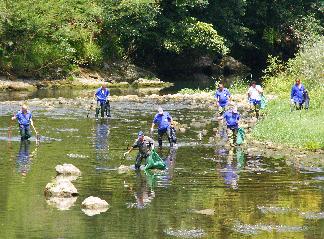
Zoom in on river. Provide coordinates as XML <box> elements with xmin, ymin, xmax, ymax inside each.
<box><xmin>0</xmin><ymin>88</ymin><xmax>323</xmax><ymax>238</ymax></box>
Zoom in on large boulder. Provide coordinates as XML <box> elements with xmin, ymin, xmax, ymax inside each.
<box><xmin>55</xmin><ymin>163</ymin><xmax>81</xmax><ymax>176</ymax></box>
<box><xmin>44</xmin><ymin>180</ymin><xmax>78</xmax><ymax>198</ymax></box>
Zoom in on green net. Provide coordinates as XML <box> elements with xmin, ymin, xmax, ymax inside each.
<box><xmin>236</xmin><ymin>128</ymin><xmax>245</xmax><ymax>145</ymax></box>
<box><xmin>144</xmin><ymin>149</ymin><xmax>166</xmax><ymax>170</ymax></box>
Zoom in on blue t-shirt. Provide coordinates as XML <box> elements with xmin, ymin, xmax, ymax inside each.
<box><xmin>291</xmin><ymin>84</ymin><xmax>305</xmax><ymax>103</ymax></box>
<box><xmin>16</xmin><ymin>111</ymin><xmax>32</xmax><ymax>126</ymax></box>
<box><xmin>153</xmin><ymin>112</ymin><xmax>172</xmax><ymax>130</ymax></box>
<box><xmin>215</xmin><ymin>88</ymin><xmax>231</xmax><ymax>107</ymax></box>
<box><xmin>223</xmin><ymin>111</ymin><xmax>240</xmax><ymax>128</ymax></box>
<box><xmin>95</xmin><ymin>87</ymin><xmax>110</xmax><ymax>102</ymax></box>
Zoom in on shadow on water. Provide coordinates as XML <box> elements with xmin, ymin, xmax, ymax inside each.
<box><xmin>93</xmin><ymin>119</ymin><xmax>110</xmax><ymax>161</ymax></box>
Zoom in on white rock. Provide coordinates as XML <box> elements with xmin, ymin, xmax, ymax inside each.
<box><xmin>81</xmin><ymin>196</ymin><xmax>109</xmax><ymax>210</ymax></box>
<box><xmin>55</xmin><ymin>163</ymin><xmax>81</xmax><ymax>176</ymax></box>
<box><xmin>44</xmin><ymin>180</ymin><xmax>78</xmax><ymax>197</ymax></box>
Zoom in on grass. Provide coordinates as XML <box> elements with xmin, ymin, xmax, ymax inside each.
<box><xmin>253</xmin><ymin>91</ymin><xmax>324</xmax><ymax>150</ymax></box>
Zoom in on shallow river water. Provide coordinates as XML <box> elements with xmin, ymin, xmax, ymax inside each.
<box><xmin>0</xmin><ymin>89</ymin><xmax>323</xmax><ymax>239</ymax></box>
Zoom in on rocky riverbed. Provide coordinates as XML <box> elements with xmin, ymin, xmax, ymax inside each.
<box><xmin>1</xmin><ymin>92</ymin><xmax>322</xmax><ymax>168</ymax></box>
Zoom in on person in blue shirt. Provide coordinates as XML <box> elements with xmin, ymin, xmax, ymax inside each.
<box><xmin>215</xmin><ymin>83</ymin><xmax>231</xmax><ymax>117</ymax></box>
<box><xmin>11</xmin><ymin>105</ymin><xmax>38</xmax><ymax>141</ymax></box>
<box><xmin>151</xmin><ymin>107</ymin><xmax>173</xmax><ymax>148</ymax></box>
<box><xmin>223</xmin><ymin>106</ymin><xmax>240</xmax><ymax>146</ymax></box>
<box><xmin>290</xmin><ymin>79</ymin><xmax>306</xmax><ymax>110</ymax></box>
<box><xmin>94</xmin><ymin>83</ymin><xmax>111</xmax><ymax>118</ymax></box>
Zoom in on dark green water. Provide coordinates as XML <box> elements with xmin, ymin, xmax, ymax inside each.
<box><xmin>0</xmin><ymin>92</ymin><xmax>323</xmax><ymax>239</ymax></box>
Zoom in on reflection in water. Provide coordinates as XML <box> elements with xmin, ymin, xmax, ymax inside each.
<box><xmin>16</xmin><ymin>140</ymin><xmax>36</xmax><ymax>176</ymax></box>
<box><xmin>220</xmin><ymin>147</ymin><xmax>245</xmax><ymax>189</ymax></box>
<box><xmin>127</xmin><ymin>171</ymin><xmax>155</xmax><ymax>209</ymax></box>
<box><xmin>93</xmin><ymin>120</ymin><xmax>110</xmax><ymax>160</ymax></box>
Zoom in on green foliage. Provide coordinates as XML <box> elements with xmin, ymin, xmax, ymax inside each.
<box><xmin>163</xmin><ymin>17</ymin><xmax>229</xmax><ymax>55</ymax></box>
<box><xmin>0</xmin><ymin>0</ymin><xmax>103</xmax><ymax>78</ymax></box>
<box><xmin>263</xmin><ymin>36</ymin><xmax>324</xmax><ymax>95</ymax></box>
<box><xmin>254</xmin><ymin>36</ymin><xmax>324</xmax><ymax>150</ymax></box>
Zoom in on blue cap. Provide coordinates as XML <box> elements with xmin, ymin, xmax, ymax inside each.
<box><xmin>138</xmin><ymin>131</ymin><xmax>144</xmax><ymax>137</ymax></box>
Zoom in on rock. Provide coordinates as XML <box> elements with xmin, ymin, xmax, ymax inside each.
<box><xmin>179</xmin><ymin>127</ymin><xmax>186</xmax><ymax>133</ymax></box>
<box><xmin>46</xmin><ymin>196</ymin><xmax>78</xmax><ymax>210</ymax></box>
<box><xmin>81</xmin><ymin>196</ymin><xmax>109</xmax><ymax>209</ymax></box>
<box><xmin>81</xmin><ymin>196</ymin><xmax>109</xmax><ymax>215</ymax></box>
<box><xmin>44</xmin><ymin>180</ymin><xmax>78</xmax><ymax>197</ymax></box>
<box><xmin>118</xmin><ymin>165</ymin><xmax>131</xmax><ymax>174</ymax></box>
<box><xmin>55</xmin><ymin>163</ymin><xmax>81</xmax><ymax>176</ymax></box>
<box><xmin>192</xmin><ymin>208</ymin><xmax>215</xmax><ymax>215</ymax></box>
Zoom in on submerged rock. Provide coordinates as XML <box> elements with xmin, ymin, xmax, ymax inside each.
<box><xmin>118</xmin><ymin>165</ymin><xmax>132</xmax><ymax>174</ymax></box>
<box><xmin>46</xmin><ymin>196</ymin><xmax>78</xmax><ymax>210</ymax></box>
<box><xmin>81</xmin><ymin>196</ymin><xmax>109</xmax><ymax>210</ymax></box>
<box><xmin>44</xmin><ymin>180</ymin><xmax>78</xmax><ymax>197</ymax></box>
<box><xmin>55</xmin><ymin>163</ymin><xmax>81</xmax><ymax>176</ymax></box>
<box><xmin>192</xmin><ymin>208</ymin><xmax>215</xmax><ymax>215</ymax></box>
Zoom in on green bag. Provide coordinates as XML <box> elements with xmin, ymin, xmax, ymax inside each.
<box><xmin>260</xmin><ymin>95</ymin><xmax>267</xmax><ymax>109</ymax></box>
<box><xmin>144</xmin><ymin>149</ymin><xmax>166</xmax><ymax>170</ymax></box>
<box><xmin>236</xmin><ymin>128</ymin><xmax>245</xmax><ymax>145</ymax></box>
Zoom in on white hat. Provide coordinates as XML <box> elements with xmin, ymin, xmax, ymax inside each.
<box><xmin>158</xmin><ymin>107</ymin><xmax>163</xmax><ymax>114</ymax></box>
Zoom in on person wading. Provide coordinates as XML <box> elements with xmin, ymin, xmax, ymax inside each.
<box><xmin>151</xmin><ymin>107</ymin><xmax>173</xmax><ymax>149</ymax></box>
<box><xmin>124</xmin><ymin>131</ymin><xmax>155</xmax><ymax>170</ymax></box>
<box><xmin>247</xmin><ymin>81</ymin><xmax>263</xmax><ymax>118</ymax></box>
<box><xmin>215</xmin><ymin>83</ymin><xmax>231</xmax><ymax>118</ymax></box>
<box><xmin>11</xmin><ymin>104</ymin><xmax>38</xmax><ymax>141</ymax></box>
<box><xmin>94</xmin><ymin>83</ymin><xmax>111</xmax><ymax>118</ymax></box>
<box><xmin>223</xmin><ymin>106</ymin><xmax>240</xmax><ymax>146</ymax></box>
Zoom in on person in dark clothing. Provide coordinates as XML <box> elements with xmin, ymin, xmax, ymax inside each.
<box><xmin>290</xmin><ymin>79</ymin><xmax>307</xmax><ymax>110</ymax></box>
<box><xmin>124</xmin><ymin>131</ymin><xmax>155</xmax><ymax>170</ymax></box>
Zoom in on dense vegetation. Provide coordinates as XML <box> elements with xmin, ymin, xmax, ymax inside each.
<box><xmin>0</xmin><ymin>0</ymin><xmax>323</xmax><ymax>79</ymax></box>
<box><xmin>253</xmin><ymin>36</ymin><xmax>324</xmax><ymax>150</ymax></box>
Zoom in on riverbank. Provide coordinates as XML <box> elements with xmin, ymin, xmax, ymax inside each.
<box><xmin>1</xmin><ymin>91</ymin><xmax>322</xmax><ymax>167</ymax></box>
<box><xmin>0</xmin><ymin>66</ymin><xmax>173</xmax><ymax>91</ymax></box>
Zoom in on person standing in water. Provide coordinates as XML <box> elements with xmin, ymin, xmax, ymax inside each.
<box><xmin>94</xmin><ymin>83</ymin><xmax>111</xmax><ymax>118</ymax></box>
<box><xmin>11</xmin><ymin>104</ymin><xmax>38</xmax><ymax>141</ymax></box>
<box><xmin>151</xmin><ymin>107</ymin><xmax>173</xmax><ymax>148</ymax></box>
<box><xmin>223</xmin><ymin>106</ymin><xmax>240</xmax><ymax>146</ymax></box>
<box><xmin>124</xmin><ymin>131</ymin><xmax>155</xmax><ymax>170</ymax></box>
<box><xmin>215</xmin><ymin>83</ymin><xmax>231</xmax><ymax>118</ymax></box>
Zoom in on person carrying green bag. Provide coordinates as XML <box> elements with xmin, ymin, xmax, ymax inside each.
<box><xmin>124</xmin><ymin>131</ymin><xmax>155</xmax><ymax>170</ymax></box>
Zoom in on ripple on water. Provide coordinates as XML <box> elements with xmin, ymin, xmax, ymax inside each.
<box><xmin>164</xmin><ymin>228</ymin><xmax>206</xmax><ymax>238</ymax></box>
<box><xmin>257</xmin><ymin>205</ymin><xmax>297</xmax><ymax>214</ymax></box>
<box><xmin>233</xmin><ymin>222</ymin><xmax>306</xmax><ymax>235</ymax></box>
<box><xmin>300</xmin><ymin>212</ymin><xmax>324</xmax><ymax>219</ymax></box>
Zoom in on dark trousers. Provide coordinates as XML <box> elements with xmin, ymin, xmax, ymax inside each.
<box><xmin>135</xmin><ymin>153</ymin><xmax>149</xmax><ymax>170</ymax></box>
<box><xmin>227</xmin><ymin>126</ymin><xmax>238</xmax><ymax>145</ymax></box>
<box><xmin>96</xmin><ymin>100</ymin><xmax>111</xmax><ymax>117</ymax></box>
<box><xmin>19</xmin><ymin>126</ymin><xmax>32</xmax><ymax>140</ymax></box>
<box><xmin>158</xmin><ymin>127</ymin><xmax>172</xmax><ymax>147</ymax></box>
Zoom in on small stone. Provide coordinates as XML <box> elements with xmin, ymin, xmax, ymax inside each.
<box><xmin>55</xmin><ymin>163</ymin><xmax>81</xmax><ymax>176</ymax></box>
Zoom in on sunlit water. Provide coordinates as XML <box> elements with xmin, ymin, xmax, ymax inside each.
<box><xmin>0</xmin><ymin>90</ymin><xmax>323</xmax><ymax>239</ymax></box>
